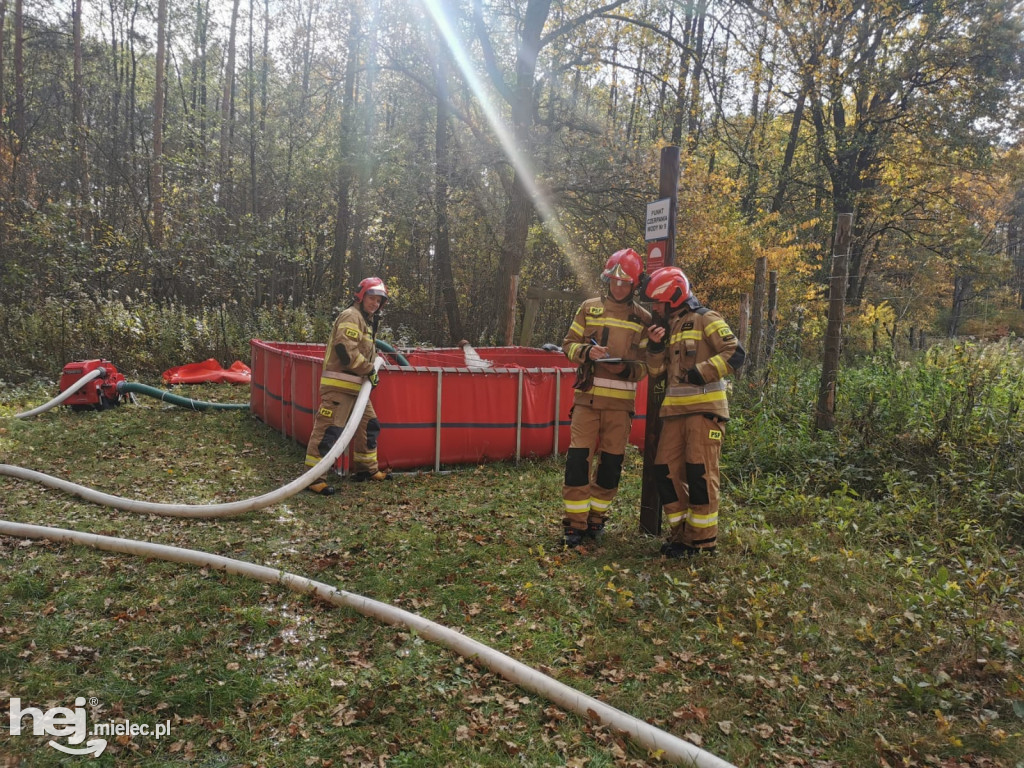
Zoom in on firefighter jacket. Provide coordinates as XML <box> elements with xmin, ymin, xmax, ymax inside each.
<box><xmin>646</xmin><ymin>302</ymin><xmax>744</xmax><ymax>420</ymax></box>
<box><xmin>563</xmin><ymin>296</ymin><xmax>652</xmax><ymax>412</ymax></box>
<box><xmin>319</xmin><ymin>304</ymin><xmax>377</xmax><ymax>398</ymax></box>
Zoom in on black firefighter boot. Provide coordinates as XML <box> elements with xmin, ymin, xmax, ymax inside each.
<box><xmin>562</xmin><ymin>521</ymin><xmax>587</xmax><ymax>549</ymax></box>
<box><xmin>661</xmin><ymin>541</ymin><xmax>713</xmax><ymax>558</ymax></box>
<box><xmin>585</xmin><ymin>519</ymin><xmax>606</xmax><ymax>542</ymax></box>
<box><xmin>307</xmin><ymin>479</ymin><xmax>336</xmax><ymax>496</ymax></box>
<box><xmin>351</xmin><ymin>469</ymin><xmax>393</xmax><ymax>482</ymax></box>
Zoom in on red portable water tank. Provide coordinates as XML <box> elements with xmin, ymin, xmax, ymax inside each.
<box><xmin>58</xmin><ymin>359</ymin><xmax>127</xmax><ymax>411</ymax></box>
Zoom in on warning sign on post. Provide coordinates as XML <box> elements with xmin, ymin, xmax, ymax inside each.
<box><xmin>646</xmin><ymin>241</ymin><xmax>665</xmax><ymax>272</ymax></box>
<box><xmin>645</xmin><ymin>198</ymin><xmax>671</xmax><ymax>241</ymax></box>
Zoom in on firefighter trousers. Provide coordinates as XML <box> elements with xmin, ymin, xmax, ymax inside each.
<box><xmin>654</xmin><ymin>414</ymin><xmax>724</xmax><ymax>550</ymax></box>
<box><xmin>305</xmin><ymin>391</ymin><xmax>380</xmax><ymax>478</ymax></box>
<box><xmin>561</xmin><ymin>405</ymin><xmax>631</xmax><ymax>531</ymax></box>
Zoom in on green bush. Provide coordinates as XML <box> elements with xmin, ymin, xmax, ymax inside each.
<box><xmin>0</xmin><ymin>298</ymin><xmax>334</xmax><ymax>382</ymax></box>
<box><xmin>729</xmin><ymin>339</ymin><xmax>1024</xmax><ymax>536</ymax></box>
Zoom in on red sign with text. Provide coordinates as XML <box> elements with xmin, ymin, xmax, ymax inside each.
<box><xmin>646</xmin><ymin>241</ymin><xmax>666</xmax><ymax>272</ymax></box>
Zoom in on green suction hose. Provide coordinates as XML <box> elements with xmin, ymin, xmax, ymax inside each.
<box><xmin>118</xmin><ymin>381</ymin><xmax>250</xmax><ymax>411</ymax></box>
<box><xmin>375</xmin><ymin>339</ymin><xmax>410</xmax><ymax>367</ymax></box>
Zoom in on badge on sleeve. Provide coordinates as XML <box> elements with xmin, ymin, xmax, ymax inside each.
<box><xmin>345</xmin><ymin>328</ymin><xmax>360</xmax><ymax>340</ymax></box>
<box><xmin>319</xmin><ymin>406</ymin><xmax>334</xmax><ymax>418</ymax></box>
<box><xmin>587</xmin><ymin>306</ymin><xmax>604</xmax><ymax>316</ymax></box>
<box><xmin>709</xmin><ymin>429</ymin><xmax>722</xmax><ymax>441</ymax></box>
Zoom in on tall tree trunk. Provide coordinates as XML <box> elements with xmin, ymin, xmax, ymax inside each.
<box><xmin>0</xmin><ymin>0</ymin><xmax>6</xmax><ymax>257</ymax></box>
<box><xmin>219</xmin><ymin>0</ymin><xmax>241</xmax><ymax>209</ymax></box>
<box><xmin>72</xmin><ymin>0</ymin><xmax>91</xmax><ymax>225</ymax></box>
<box><xmin>332</xmin><ymin>6</ymin><xmax>361</xmax><ymax>303</ymax></box>
<box><xmin>670</xmin><ymin>3</ymin><xmax>694</xmax><ymax>146</ymax></box>
<box><xmin>626</xmin><ymin>46</ymin><xmax>645</xmax><ymax>146</ymax></box>
<box><xmin>494</xmin><ymin>0</ymin><xmax>551</xmax><ymax>345</ymax></box>
<box><xmin>655</xmin><ymin>9</ymin><xmax>674</xmax><ymax>139</ymax></box>
<box><xmin>151</xmin><ymin>0</ymin><xmax>167</xmax><ymax>250</ymax></box>
<box><xmin>260</xmin><ymin>0</ymin><xmax>269</xmax><ymax>133</ymax></box>
<box><xmin>949</xmin><ymin>274</ymin><xmax>973</xmax><ymax>337</ymax></box>
<box><xmin>739</xmin><ymin>22</ymin><xmax>768</xmax><ymax>219</ymax></box>
<box><xmin>0</xmin><ymin>0</ymin><xmax>6</xmax><ymax>125</ymax></box>
<box><xmin>188</xmin><ymin>0</ymin><xmax>211</xmax><ymax>172</ymax></box>
<box><xmin>13</xmin><ymin>0</ymin><xmax>24</xmax><ymax>164</ymax></box>
<box><xmin>846</xmin><ymin>216</ymin><xmax>871</xmax><ymax>305</ymax></box>
<box><xmin>434</xmin><ymin>47</ymin><xmax>463</xmax><ymax>342</ymax></box>
<box><xmin>127</xmin><ymin>4</ymin><xmax>139</xmax><ymax>163</ymax></box>
<box><xmin>1011</xmin><ymin>185</ymin><xmax>1024</xmax><ymax>310</ymax></box>
<box><xmin>769</xmin><ymin>90</ymin><xmax>806</xmax><ymax>214</ymax></box>
<box><xmin>246</xmin><ymin>0</ymin><xmax>258</xmax><ymax>216</ymax></box>
<box><xmin>685</xmin><ymin>0</ymin><xmax>706</xmax><ymax>152</ymax></box>
<box><xmin>608</xmin><ymin>23</ymin><xmax>620</xmax><ymax>124</ymax></box>
<box><xmin>349</xmin><ymin>0</ymin><xmax>379</xmax><ymax>288</ymax></box>
<box><xmin>815</xmin><ymin>212</ymin><xmax>853</xmax><ymax>432</ymax></box>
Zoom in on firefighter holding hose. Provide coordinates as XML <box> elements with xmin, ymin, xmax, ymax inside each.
<box><xmin>643</xmin><ymin>266</ymin><xmax>745</xmax><ymax>557</ymax></box>
<box><xmin>305</xmin><ymin>277</ymin><xmax>393</xmax><ymax>494</ymax></box>
<box><xmin>559</xmin><ymin>249</ymin><xmax>653</xmax><ymax>548</ymax></box>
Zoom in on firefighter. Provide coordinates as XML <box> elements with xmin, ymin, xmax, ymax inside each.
<box><xmin>643</xmin><ymin>266</ymin><xmax>745</xmax><ymax>557</ymax></box>
<box><xmin>305</xmin><ymin>277</ymin><xmax>393</xmax><ymax>494</ymax></box>
<box><xmin>560</xmin><ymin>249</ymin><xmax>653</xmax><ymax>548</ymax></box>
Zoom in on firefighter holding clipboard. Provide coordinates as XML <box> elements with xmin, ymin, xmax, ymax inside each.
<box><xmin>558</xmin><ymin>249</ymin><xmax>653</xmax><ymax>548</ymax></box>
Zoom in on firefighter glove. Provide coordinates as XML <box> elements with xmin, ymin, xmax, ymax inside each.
<box><xmin>368</xmin><ymin>371</ymin><xmax>380</xmax><ymax>388</ymax></box>
<box><xmin>686</xmin><ymin>367</ymin><xmax>705</xmax><ymax>386</ymax></box>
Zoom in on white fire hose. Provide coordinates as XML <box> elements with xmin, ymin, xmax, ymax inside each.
<box><xmin>0</xmin><ymin>358</ymin><xmax>736</xmax><ymax>767</ymax></box>
<box><xmin>12</xmin><ymin>366</ymin><xmax>105</xmax><ymax>419</ymax></box>
<box><xmin>0</xmin><ymin>361</ymin><xmax>383</xmax><ymax>517</ymax></box>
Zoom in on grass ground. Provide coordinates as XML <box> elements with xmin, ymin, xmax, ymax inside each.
<box><xmin>1</xmin><ymin>379</ymin><xmax>1022</xmax><ymax>767</ymax></box>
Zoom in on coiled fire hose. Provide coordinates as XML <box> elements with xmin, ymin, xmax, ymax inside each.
<box><xmin>0</xmin><ymin>359</ymin><xmax>736</xmax><ymax>767</ymax></box>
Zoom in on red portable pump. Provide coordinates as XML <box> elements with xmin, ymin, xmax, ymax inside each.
<box><xmin>58</xmin><ymin>359</ymin><xmax>127</xmax><ymax>411</ymax></box>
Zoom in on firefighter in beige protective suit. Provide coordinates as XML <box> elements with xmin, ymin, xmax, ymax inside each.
<box><xmin>643</xmin><ymin>266</ymin><xmax>744</xmax><ymax>557</ymax></box>
<box><xmin>305</xmin><ymin>277</ymin><xmax>393</xmax><ymax>495</ymax></box>
<box><xmin>560</xmin><ymin>249</ymin><xmax>653</xmax><ymax>548</ymax></box>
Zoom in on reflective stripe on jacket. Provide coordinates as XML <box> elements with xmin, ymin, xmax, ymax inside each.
<box><xmin>320</xmin><ymin>304</ymin><xmax>376</xmax><ymax>398</ymax></box>
<box><xmin>562</xmin><ymin>296</ymin><xmax>652</xmax><ymax>412</ymax></box>
<box><xmin>647</xmin><ymin>305</ymin><xmax>744</xmax><ymax>419</ymax></box>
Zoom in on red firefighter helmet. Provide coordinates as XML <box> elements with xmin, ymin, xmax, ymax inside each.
<box><xmin>601</xmin><ymin>248</ymin><xmax>643</xmax><ymax>287</ymax></box>
<box><xmin>643</xmin><ymin>266</ymin><xmax>691</xmax><ymax>308</ymax></box>
<box><xmin>354</xmin><ymin>277</ymin><xmax>388</xmax><ymax>304</ymax></box>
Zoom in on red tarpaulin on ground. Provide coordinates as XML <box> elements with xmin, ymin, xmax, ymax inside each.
<box><xmin>162</xmin><ymin>359</ymin><xmax>252</xmax><ymax>385</ymax></box>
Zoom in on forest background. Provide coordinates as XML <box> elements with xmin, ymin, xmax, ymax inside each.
<box><xmin>4</xmin><ymin>2</ymin><xmax>1024</xmax><ymax>764</ymax></box>
<box><xmin>1</xmin><ymin>0</ymin><xmax>1024</xmax><ymax>379</ymax></box>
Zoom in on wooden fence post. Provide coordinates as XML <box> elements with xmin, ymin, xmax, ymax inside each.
<box><xmin>766</xmin><ymin>270</ymin><xmax>778</xmax><ymax>363</ymax></box>
<box><xmin>748</xmin><ymin>252</ymin><xmax>767</xmax><ymax>372</ymax></box>
<box><xmin>640</xmin><ymin>146</ymin><xmax>680</xmax><ymax>536</ymax></box>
